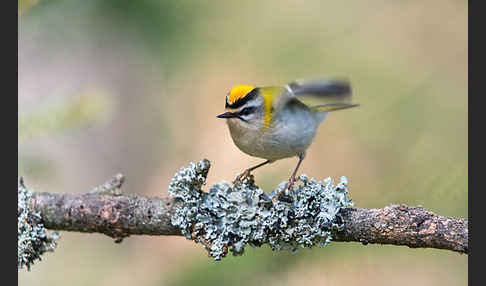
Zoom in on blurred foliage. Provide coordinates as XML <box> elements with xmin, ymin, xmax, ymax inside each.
<box><xmin>18</xmin><ymin>0</ymin><xmax>38</xmax><ymax>15</ymax></box>
<box><xmin>164</xmin><ymin>246</ymin><xmax>302</xmax><ymax>286</ymax></box>
<box><xmin>18</xmin><ymin>89</ymin><xmax>112</xmax><ymax>183</ymax></box>
<box><xmin>19</xmin><ymin>89</ymin><xmax>112</xmax><ymax>144</ymax></box>
<box><xmin>163</xmin><ymin>243</ymin><xmax>467</xmax><ymax>286</ymax></box>
<box><xmin>18</xmin><ymin>0</ymin><xmax>467</xmax><ymax>285</ymax></box>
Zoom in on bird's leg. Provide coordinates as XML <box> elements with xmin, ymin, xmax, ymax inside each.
<box><xmin>234</xmin><ymin>160</ymin><xmax>272</xmax><ymax>183</ymax></box>
<box><xmin>275</xmin><ymin>152</ymin><xmax>306</xmax><ymax>201</ymax></box>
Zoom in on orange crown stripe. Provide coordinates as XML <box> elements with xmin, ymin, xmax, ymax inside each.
<box><xmin>227</xmin><ymin>85</ymin><xmax>256</xmax><ymax>105</ymax></box>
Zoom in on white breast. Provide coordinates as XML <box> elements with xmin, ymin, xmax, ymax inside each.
<box><xmin>228</xmin><ymin>106</ymin><xmax>321</xmax><ymax>161</ymax></box>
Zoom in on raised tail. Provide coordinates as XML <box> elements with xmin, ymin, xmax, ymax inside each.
<box><xmin>311</xmin><ymin>103</ymin><xmax>360</xmax><ymax>112</ymax></box>
<box><xmin>310</xmin><ymin>102</ymin><xmax>359</xmax><ymax>123</ymax></box>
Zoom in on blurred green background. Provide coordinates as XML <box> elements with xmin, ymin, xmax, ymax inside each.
<box><xmin>18</xmin><ymin>0</ymin><xmax>467</xmax><ymax>285</ymax></box>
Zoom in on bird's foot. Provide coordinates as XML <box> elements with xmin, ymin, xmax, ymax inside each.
<box><xmin>233</xmin><ymin>169</ymin><xmax>254</xmax><ymax>185</ymax></box>
<box><xmin>273</xmin><ymin>178</ymin><xmax>296</xmax><ymax>203</ymax></box>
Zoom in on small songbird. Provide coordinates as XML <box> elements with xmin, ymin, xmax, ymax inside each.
<box><xmin>217</xmin><ymin>78</ymin><xmax>358</xmax><ymax>198</ymax></box>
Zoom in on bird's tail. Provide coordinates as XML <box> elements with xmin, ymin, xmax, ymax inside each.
<box><xmin>311</xmin><ymin>103</ymin><xmax>359</xmax><ymax>112</ymax></box>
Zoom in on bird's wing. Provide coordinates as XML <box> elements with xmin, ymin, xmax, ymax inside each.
<box><xmin>280</xmin><ymin>78</ymin><xmax>357</xmax><ymax>111</ymax></box>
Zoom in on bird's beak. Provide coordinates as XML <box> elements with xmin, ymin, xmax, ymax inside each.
<box><xmin>217</xmin><ymin>112</ymin><xmax>237</xmax><ymax>119</ymax></box>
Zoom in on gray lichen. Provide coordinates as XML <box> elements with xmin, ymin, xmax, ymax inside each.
<box><xmin>169</xmin><ymin>160</ymin><xmax>354</xmax><ymax>261</ymax></box>
<box><xmin>18</xmin><ymin>178</ymin><xmax>59</xmax><ymax>271</ymax></box>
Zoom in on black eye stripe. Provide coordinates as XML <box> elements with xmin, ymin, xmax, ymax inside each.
<box><xmin>239</xmin><ymin>107</ymin><xmax>255</xmax><ymax>116</ymax></box>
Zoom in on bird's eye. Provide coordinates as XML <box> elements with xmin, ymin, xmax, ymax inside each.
<box><xmin>240</xmin><ymin>107</ymin><xmax>254</xmax><ymax>116</ymax></box>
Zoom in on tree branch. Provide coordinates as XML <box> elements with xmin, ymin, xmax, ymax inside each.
<box><xmin>30</xmin><ymin>190</ymin><xmax>468</xmax><ymax>254</ymax></box>
<box><xmin>334</xmin><ymin>205</ymin><xmax>467</xmax><ymax>253</ymax></box>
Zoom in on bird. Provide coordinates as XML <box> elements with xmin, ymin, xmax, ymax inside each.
<box><xmin>217</xmin><ymin>78</ymin><xmax>358</xmax><ymax>199</ymax></box>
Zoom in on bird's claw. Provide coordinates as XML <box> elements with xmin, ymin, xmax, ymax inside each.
<box><xmin>273</xmin><ymin>179</ymin><xmax>296</xmax><ymax>202</ymax></box>
<box><xmin>233</xmin><ymin>169</ymin><xmax>253</xmax><ymax>184</ymax></box>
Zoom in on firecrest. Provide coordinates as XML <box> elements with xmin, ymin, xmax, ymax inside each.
<box><xmin>217</xmin><ymin>78</ymin><xmax>358</xmax><ymax>198</ymax></box>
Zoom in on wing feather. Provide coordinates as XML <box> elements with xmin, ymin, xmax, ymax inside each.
<box><xmin>285</xmin><ymin>78</ymin><xmax>354</xmax><ymax>108</ymax></box>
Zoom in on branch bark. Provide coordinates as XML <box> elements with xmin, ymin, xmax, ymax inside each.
<box><xmin>30</xmin><ymin>191</ymin><xmax>468</xmax><ymax>254</ymax></box>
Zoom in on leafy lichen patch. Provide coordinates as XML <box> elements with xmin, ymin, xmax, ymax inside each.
<box><xmin>169</xmin><ymin>160</ymin><xmax>353</xmax><ymax>261</ymax></box>
<box><xmin>18</xmin><ymin>179</ymin><xmax>59</xmax><ymax>270</ymax></box>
